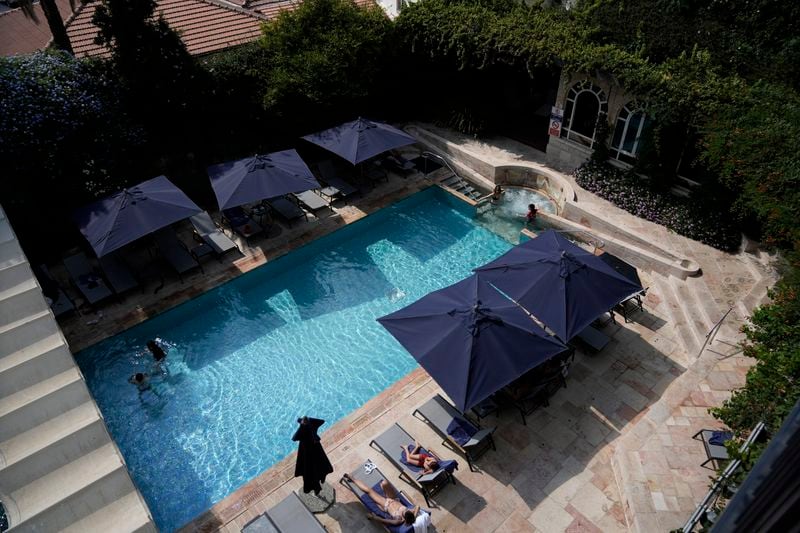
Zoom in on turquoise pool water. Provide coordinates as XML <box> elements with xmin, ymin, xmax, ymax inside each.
<box><xmin>75</xmin><ymin>188</ymin><xmax>514</xmax><ymax>531</ymax></box>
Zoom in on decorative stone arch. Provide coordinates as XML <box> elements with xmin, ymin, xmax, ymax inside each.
<box><xmin>611</xmin><ymin>102</ymin><xmax>650</xmax><ymax>164</ymax></box>
<box><xmin>561</xmin><ymin>80</ymin><xmax>609</xmax><ymax>148</ymax></box>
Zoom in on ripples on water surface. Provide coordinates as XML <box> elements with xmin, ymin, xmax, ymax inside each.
<box><xmin>476</xmin><ymin>187</ymin><xmax>556</xmax><ymax>243</ymax></box>
<box><xmin>76</xmin><ymin>188</ymin><xmax>515</xmax><ymax>531</ymax></box>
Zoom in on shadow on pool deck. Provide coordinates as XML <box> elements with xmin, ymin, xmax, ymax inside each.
<box><xmin>177</xmin><ymin>304</ymin><xmax>686</xmax><ymax>533</ymax></box>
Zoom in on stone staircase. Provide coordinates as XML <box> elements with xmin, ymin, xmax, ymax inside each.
<box><xmin>0</xmin><ymin>206</ymin><xmax>155</xmax><ymax>533</ymax></box>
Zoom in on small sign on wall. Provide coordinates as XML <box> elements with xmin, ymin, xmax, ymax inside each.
<box><xmin>549</xmin><ymin>106</ymin><xmax>564</xmax><ymax>137</ymax></box>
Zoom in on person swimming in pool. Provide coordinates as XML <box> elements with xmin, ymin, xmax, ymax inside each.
<box><xmin>402</xmin><ymin>441</ymin><xmax>440</xmax><ymax>475</ymax></box>
<box><xmin>147</xmin><ymin>339</ymin><xmax>168</xmax><ymax>375</ymax></box>
<box><xmin>341</xmin><ymin>473</ymin><xmax>431</xmax><ymax>531</ymax></box>
<box><xmin>128</xmin><ymin>372</ymin><xmax>151</xmax><ymax>392</ymax></box>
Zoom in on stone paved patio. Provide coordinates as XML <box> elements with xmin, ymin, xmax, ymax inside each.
<box><xmin>58</xmin><ymin>129</ymin><xmax>779</xmax><ymax>533</ymax></box>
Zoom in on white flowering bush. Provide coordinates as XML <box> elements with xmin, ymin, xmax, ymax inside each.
<box><xmin>574</xmin><ymin>162</ymin><xmax>740</xmax><ymax>251</ymax></box>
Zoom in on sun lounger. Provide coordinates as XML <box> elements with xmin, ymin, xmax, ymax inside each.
<box><xmin>63</xmin><ymin>252</ymin><xmax>113</xmax><ymax>306</ymax></box>
<box><xmin>241</xmin><ymin>492</ymin><xmax>325</xmax><ymax>533</ymax></box>
<box><xmin>340</xmin><ymin>463</ymin><xmax>429</xmax><ymax>533</ymax></box>
<box><xmin>293</xmin><ymin>190</ymin><xmax>330</xmax><ymax>214</ymax></box>
<box><xmin>190</xmin><ymin>211</ymin><xmax>239</xmax><ymax>257</ymax></box>
<box><xmin>317</xmin><ymin>160</ymin><xmax>358</xmax><ymax>200</ymax></box>
<box><xmin>267</xmin><ymin>197</ymin><xmax>307</xmax><ymax>225</ymax></box>
<box><xmin>153</xmin><ymin>228</ymin><xmax>202</xmax><ymax>281</ymax></box>
<box><xmin>221</xmin><ymin>206</ymin><xmax>264</xmax><ymax>240</ymax></box>
<box><xmin>98</xmin><ymin>252</ymin><xmax>139</xmax><ymax>295</ymax></box>
<box><xmin>413</xmin><ymin>394</ymin><xmax>496</xmax><ymax>471</ymax></box>
<box><xmin>35</xmin><ymin>264</ymin><xmax>75</xmax><ymax>317</ymax></box>
<box><xmin>381</xmin><ymin>154</ymin><xmax>416</xmax><ymax>176</ymax></box>
<box><xmin>370</xmin><ymin>423</ymin><xmax>457</xmax><ymax>506</ymax></box>
<box><xmin>693</xmin><ymin>429</ymin><xmax>732</xmax><ymax>468</ymax></box>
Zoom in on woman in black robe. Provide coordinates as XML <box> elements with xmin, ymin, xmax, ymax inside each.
<box><xmin>292</xmin><ymin>416</ymin><xmax>334</xmax><ymax>495</ymax></box>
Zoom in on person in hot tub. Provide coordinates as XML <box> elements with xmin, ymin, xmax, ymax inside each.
<box><xmin>524</xmin><ymin>203</ymin><xmax>538</xmax><ymax>225</ymax></box>
<box><xmin>491</xmin><ymin>184</ymin><xmax>504</xmax><ymax>203</ymax></box>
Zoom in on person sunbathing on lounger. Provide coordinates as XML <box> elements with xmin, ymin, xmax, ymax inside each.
<box><xmin>403</xmin><ymin>441</ymin><xmax>440</xmax><ymax>474</ymax></box>
<box><xmin>341</xmin><ymin>473</ymin><xmax>429</xmax><ymax>530</ymax></box>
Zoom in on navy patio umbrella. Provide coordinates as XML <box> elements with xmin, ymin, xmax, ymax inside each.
<box><xmin>377</xmin><ymin>274</ymin><xmax>568</xmax><ymax>412</ymax></box>
<box><xmin>301</xmin><ymin>117</ymin><xmax>416</xmax><ymax>165</ymax></box>
<box><xmin>208</xmin><ymin>149</ymin><xmax>320</xmax><ymax>211</ymax></box>
<box><xmin>475</xmin><ymin>230</ymin><xmax>644</xmax><ymax>342</ymax></box>
<box><xmin>73</xmin><ymin>175</ymin><xmax>202</xmax><ymax>257</ymax></box>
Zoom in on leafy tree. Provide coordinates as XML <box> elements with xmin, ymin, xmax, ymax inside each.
<box><xmin>0</xmin><ymin>51</ymin><xmax>141</xmax><ymax>259</ymax></box>
<box><xmin>256</xmin><ymin>0</ymin><xmax>395</xmax><ymax>130</ymax></box>
<box><xmin>702</xmin><ymin>82</ymin><xmax>800</xmax><ymax>249</ymax></box>
<box><xmin>92</xmin><ymin>0</ymin><xmax>207</xmax><ymax>150</ymax></box>
<box><xmin>18</xmin><ymin>0</ymin><xmax>75</xmax><ymax>54</ymax></box>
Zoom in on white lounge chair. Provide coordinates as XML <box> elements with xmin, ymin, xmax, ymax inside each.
<box><xmin>190</xmin><ymin>211</ymin><xmax>239</xmax><ymax>257</ymax></box>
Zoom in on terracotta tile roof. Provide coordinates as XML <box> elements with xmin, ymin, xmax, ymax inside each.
<box><xmin>0</xmin><ymin>0</ymin><xmax>77</xmax><ymax>56</ymax></box>
<box><xmin>246</xmin><ymin>0</ymin><xmax>376</xmax><ymax>19</ymax></box>
<box><xmin>66</xmin><ymin>0</ymin><xmax>268</xmax><ymax>58</ymax></box>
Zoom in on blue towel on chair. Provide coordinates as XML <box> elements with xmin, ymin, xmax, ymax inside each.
<box><xmin>709</xmin><ymin>431</ymin><xmax>733</xmax><ymax>446</ymax></box>
<box><xmin>446</xmin><ymin>418</ymin><xmax>477</xmax><ymax>446</ymax></box>
<box><xmin>401</xmin><ymin>444</ymin><xmax>458</xmax><ymax>475</ymax></box>
<box><xmin>358</xmin><ymin>482</ymin><xmax>416</xmax><ymax>533</ymax></box>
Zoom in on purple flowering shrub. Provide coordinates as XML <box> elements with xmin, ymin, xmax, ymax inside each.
<box><xmin>574</xmin><ymin>162</ymin><xmax>740</xmax><ymax>251</ymax></box>
<box><xmin>0</xmin><ymin>51</ymin><xmax>141</xmax><ymax>190</ymax></box>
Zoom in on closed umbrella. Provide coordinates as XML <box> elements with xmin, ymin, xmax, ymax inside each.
<box><xmin>475</xmin><ymin>230</ymin><xmax>643</xmax><ymax>342</ymax></box>
<box><xmin>73</xmin><ymin>175</ymin><xmax>201</xmax><ymax>257</ymax></box>
<box><xmin>208</xmin><ymin>149</ymin><xmax>320</xmax><ymax>210</ymax></box>
<box><xmin>377</xmin><ymin>274</ymin><xmax>568</xmax><ymax>412</ymax></box>
<box><xmin>301</xmin><ymin>117</ymin><xmax>416</xmax><ymax>165</ymax></box>
<box><xmin>292</xmin><ymin>416</ymin><xmax>334</xmax><ymax>495</ymax></box>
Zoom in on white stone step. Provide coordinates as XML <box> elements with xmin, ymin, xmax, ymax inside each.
<box><xmin>0</xmin><ymin>310</ymin><xmax>61</xmax><ymax>359</ymax></box>
<box><xmin>0</xmin><ymin>261</ymin><xmax>35</xmax><ymax>293</ymax></box>
<box><xmin>741</xmin><ymin>274</ymin><xmax>777</xmax><ymax>314</ymax></box>
<box><xmin>670</xmin><ymin>276</ymin><xmax>714</xmax><ymax>344</ymax></box>
<box><xmin>6</xmin><ymin>443</ymin><xmax>125</xmax><ymax>527</ymax></box>
<box><xmin>650</xmin><ymin>274</ymin><xmax>701</xmax><ymax>358</ymax></box>
<box><xmin>0</xmin><ymin>283</ymin><xmax>48</xmax><ymax>330</ymax></box>
<box><xmin>0</xmin><ymin>401</ymin><xmax>100</xmax><ymax>472</ymax></box>
<box><xmin>0</xmin><ymin>336</ymin><xmax>73</xmax><ymax>397</ymax></box>
<box><xmin>683</xmin><ymin>276</ymin><xmax>741</xmax><ymax>342</ymax></box>
<box><xmin>0</xmin><ymin>368</ymin><xmax>88</xmax><ymax>441</ymax></box>
<box><xmin>60</xmin><ymin>490</ymin><xmax>156</xmax><ymax>533</ymax></box>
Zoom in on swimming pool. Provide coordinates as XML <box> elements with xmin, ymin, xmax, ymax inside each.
<box><xmin>75</xmin><ymin>187</ymin><xmax>514</xmax><ymax>531</ymax></box>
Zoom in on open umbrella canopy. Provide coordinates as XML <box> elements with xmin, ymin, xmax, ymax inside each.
<box><xmin>301</xmin><ymin>117</ymin><xmax>416</xmax><ymax>165</ymax></box>
<box><xmin>208</xmin><ymin>149</ymin><xmax>320</xmax><ymax>211</ymax></box>
<box><xmin>475</xmin><ymin>230</ymin><xmax>644</xmax><ymax>342</ymax></box>
<box><xmin>377</xmin><ymin>274</ymin><xmax>568</xmax><ymax>412</ymax></box>
<box><xmin>73</xmin><ymin>175</ymin><xmax>201</xmax><ymax>257</ymax></box>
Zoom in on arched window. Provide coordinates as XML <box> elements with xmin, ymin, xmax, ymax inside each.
<box><xmin>561</xmin><ymin>81</ymin><xmax>608</xmax><ymax>148</ymax></box>
<box><xmin>610</xmin><ymin>103</ymin><xmax>650</xmax><ymax>164</ymax></box>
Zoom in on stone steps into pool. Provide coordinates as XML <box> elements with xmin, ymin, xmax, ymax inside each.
<box><xmin>61</xmin><ymin>491</ymin><xmax>154</xmax><ymax>533</ymax></box>
<box><xmin>0</xmin><ymin>204</ymin><xmax>155</xmax><ymax>532</ymax></box>
<box><xmin>0</xmin><ymin>401</ymin><xmax>101</xmax><ymax>472</ymax></box>
<box><xmin>0</xmin><ymin>333</ymin><xmax>74</xmax><ymax>397</ymax></box>
<box><xmin>4</xmin><ymin>443</ymin><xmax>127</xmax><ymax>528</ymax></box>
